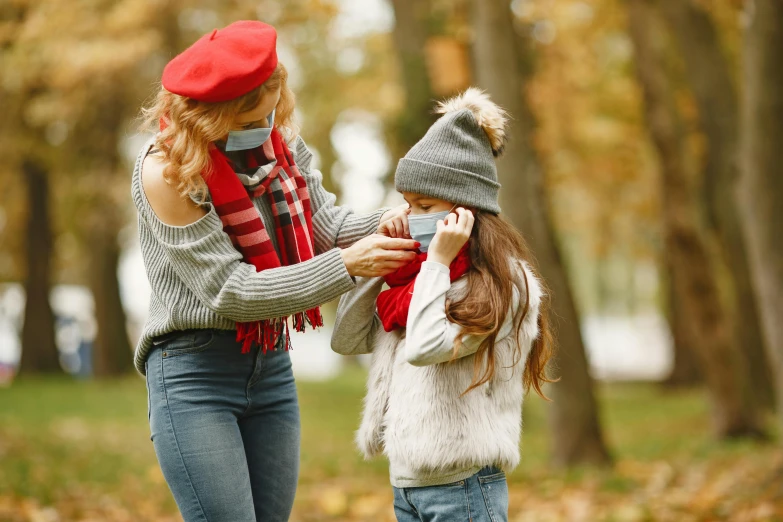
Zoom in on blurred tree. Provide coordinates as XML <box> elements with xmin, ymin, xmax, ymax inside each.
<box><xmin>520</xmin><ymin>0</ymin><xmax>661</xmax><ymax>321</ymax></box>
<box><xmin>239</xmin><ymin>0</ymin><xmax>399</xmax><ymax>194</ymax></box>
<box><xmin>282</xmin><ymin>0</ymin><xmax>361</xmax><ymax>194</ymax></box>
<box><xmin>2</xmin><ymin>0</ymin><xmax>161</xmax><ymax>375</ymax></box>
<box><xmin>0</xmin><ymin>42</ymin><xmax>25</xmax><ymax>283</ymax></box>
<box><xmin>472</xmin><ymin>0</ymin><xmax>611</xmax><ymax>466</ymax></box>
<box><xmin>738</xmin><ymin>0</ymin><xmax>783</xmax><ymax>434</ymax></box>
<box><xmin>658</xmin><ymin>0</ymin><xmax>774</xmax><ymax>410</ymax></box>
<box><xmin>1</xmin><ymin>1</ymin><xmax>62</xmax><ymax>374</ymax></box>
<box><xmin>387</xmin><ymin>0</ymin><xmax>437</xmax><ymax>163</ymax></box>
<box><xmin>628</xmin><ymin>0</ymin><xmax>764</xmax><ymax>438</ymax></box>
<box><xmin>71</xmin><ymin>89</ymin><xmax>135</xmax><ymax>377</ymax></box>
<box><xmin>664</xmin><ymin>275</ymin><xmax>703</xmax><ymax>387</ymax></box>
<box><xmin>18</xmin><ymin>155</ymin><xmax>60</xmax><ymax>374</ymax></box>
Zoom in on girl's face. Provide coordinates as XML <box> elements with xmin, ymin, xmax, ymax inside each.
<box><xmin>401</xmin><ymin>192</ymin><xmax>455</xmax><ymax>215</ymax></box>
<box><xmin>231</xmin><ymin>87</ymin><xmax>281</xmax><ymax>131</ymax></box>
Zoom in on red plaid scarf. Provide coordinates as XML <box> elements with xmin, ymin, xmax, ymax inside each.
<box><xmin>160</xmin><ymin>119</ymin><xmax>322</xmax><ymax>353</ymax></box>
<box><xmin>376</xmin><ymin>244</ymin><xmax>472</xmax><ymax>332</ymax></box>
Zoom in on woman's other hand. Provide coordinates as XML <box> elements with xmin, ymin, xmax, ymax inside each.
<box><xmin>427</xmin><ymin>208</ymin><xmax>474</xmax><ymax>266</ymax></box>
<box><xmin>341</xmin><ymin>234</ymin><xmax>419</xmax><ymax>277</ymax></box>
<box><xmin>377</xmin><ymin>204</ymin><xmax>411</xmax><ymax>238</ymax></box>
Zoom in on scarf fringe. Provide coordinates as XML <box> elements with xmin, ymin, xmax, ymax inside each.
<box><xmin>236</xmin><ymin>309</ymin><xmax>323</xmax><ymax>354</ymax></box>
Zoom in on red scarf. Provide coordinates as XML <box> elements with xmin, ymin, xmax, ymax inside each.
<box><xmin>160</xmin><ymin>119</ymin><xmax>322</xmax><ymax>353</ymax></box>
<box><xmin>376</xmin><ymin>245</ymin><xmax>472</xmax><ymax>332</ymax></box>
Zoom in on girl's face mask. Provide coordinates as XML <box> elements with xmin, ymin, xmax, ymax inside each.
<box><xmin>225</xmin><ymin>108</ymin><xmax>276</xmax><ymax>151</ymax></box>
<box><xmin>407</xmin><ymin>204</ymin><xmax>457</xmax><ymax>252</ymax></box>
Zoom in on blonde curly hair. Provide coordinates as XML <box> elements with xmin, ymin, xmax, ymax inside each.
<box><xmin>139</xmin><ymin>63</ymin><xmax>298</xmax><ymax>202</ymax></box>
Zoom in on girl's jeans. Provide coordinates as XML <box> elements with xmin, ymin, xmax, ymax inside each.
<box><xmin>145</xmin><ymin>328</ymin><xmax>300</xmax><ymax>522</ymax></box>
<box><xmin>392</xmin><ymin>466</ymin><xmax>509</xmax><ymax>522</ymax></box>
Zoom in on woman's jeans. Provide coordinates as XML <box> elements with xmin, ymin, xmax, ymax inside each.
<box><xmin>145</xmin><ymin>328</ymin><xmax>300</xmax><ymax>522</ymax></box>
<box><xmin>392</xmin><ymin>466</ymin><xmax>508</xmax><ymax>522</ymax></box>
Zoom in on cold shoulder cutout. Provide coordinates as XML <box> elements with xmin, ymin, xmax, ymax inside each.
<box><xmin>140</xmin><ymin>153</ymin><xmax>208</xmax><ymax>227</ymax></box>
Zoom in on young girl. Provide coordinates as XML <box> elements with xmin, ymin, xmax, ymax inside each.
<box><xmin>331</xmin><ymin>88</ymin><xmax>553</xmax><ymax>522</ymax></box>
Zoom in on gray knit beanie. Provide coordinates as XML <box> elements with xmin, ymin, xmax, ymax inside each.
<box><xmin>395</xmin><ymin>88</ymin><xmax>508</xmax><ymax>214</ymax></box>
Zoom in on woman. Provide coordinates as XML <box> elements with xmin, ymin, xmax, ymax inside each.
<box><xmin>132</xmin><ymin>21</ymin><xmax>416</xmax><ymax>521</ymax></box>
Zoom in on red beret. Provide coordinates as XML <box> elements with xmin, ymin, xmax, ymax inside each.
<box><xmin>162</xmin><ymin>21</ymin><xmax>278</xmax><ymax>103</ymax></box>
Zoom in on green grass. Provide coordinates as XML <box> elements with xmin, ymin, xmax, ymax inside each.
<box><xmin>0</xmin><ymin>370</ymin><xmax>777</xmax><ymax>521</ymax></box>
<box><xmin>0</xmin><ymin>376</ymin><xmax>158</xmax><ymax>506</ymax></box>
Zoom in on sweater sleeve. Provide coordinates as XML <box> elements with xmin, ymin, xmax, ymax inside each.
<box><xmin>292</xmin><ymin>136</ymin><xmax>387</xmax><ymax>252</ymax></box>
<box><xmin>331</xmin><ymin>276</ymin><xmax>386</xmax><ymax>355</ymax></box>
<box><xmin>404</xmin><ymin>261</ymin><xmax>519</xmax><ymax>367</ymax></box>
<box><xmin>142</xmin><ymin>202</ymin><xmax>356</xmax><ymax>324</ymax></box>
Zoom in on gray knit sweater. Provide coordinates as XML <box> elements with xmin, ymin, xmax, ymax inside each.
<box><xmin>130</xmin><ymin>134</ymin><xmax>384</xmax><ymax>375</ymax></box>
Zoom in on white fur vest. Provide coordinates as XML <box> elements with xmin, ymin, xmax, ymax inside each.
<box><xmin>332</xmin><ymin>261</ymin><xmax>543</xmax><ymax>477</ymax></box>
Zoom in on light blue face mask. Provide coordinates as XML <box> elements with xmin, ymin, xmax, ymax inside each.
<box><xmin>407</xmin><ymin>205</ymin><xmax>457</xmax><ymax>253</ymax></box>
<box><xmin>225</xmin><ymin>108</ymin><xmax>276</xmax><ymax>152</ymax></box>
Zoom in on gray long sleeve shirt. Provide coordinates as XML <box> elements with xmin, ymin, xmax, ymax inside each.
<box><xmin>130</xmin><ymin>135</ymin><xmax>384</xmax><ymax>374</ymax></box>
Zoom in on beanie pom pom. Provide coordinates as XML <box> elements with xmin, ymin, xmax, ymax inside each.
<box><xmin>435</xmin><ymin>87</ymin><xmax>508</xmax><ymax>156</ymax></box>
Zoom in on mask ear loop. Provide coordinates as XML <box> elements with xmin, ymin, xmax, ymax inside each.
<box><xmin>443</xmin><ymin>203</ymin><xmax>459</xmax><ymax>223</ymax></box>
<box><xmin>267</xmin><ymin>108</ymin><xmax>276</xmax><ymax>128</ymax></box>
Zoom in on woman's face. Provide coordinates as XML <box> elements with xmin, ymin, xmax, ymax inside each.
<box><xmin>401</xmin><ymin>192</ymin><xmax>455</xmax><ymax>215</ymax></box>
<box><xmin>231</xmin><ymin>87</ymin><xmax>281</xmax><ymax>131</ymax></box>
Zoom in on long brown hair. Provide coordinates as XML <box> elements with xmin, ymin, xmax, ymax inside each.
<box><xmin>139</xmin><ymin>63</ymin><xmax>297</xmax><ymax>201</ymax></box>
<box><xmin>446</xmin><ymin>212</ymin><xmax>555</xmax><ymax>398</ymax></box>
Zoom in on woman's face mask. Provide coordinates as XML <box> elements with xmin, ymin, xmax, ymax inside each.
<box><xmin>225</xmin><ymin>108</ymin><xmax>276</xmax><ymax>151</ymax></box>
<box><xmin>407</xmin><ymin>204</ymin><xmax>457</xmax><ymax>252</ymax></box>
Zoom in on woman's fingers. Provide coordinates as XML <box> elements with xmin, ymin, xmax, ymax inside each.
<box><xmin>343</xmin><ymin>235</ymin><xmax>419</xmax><ymax>277</ymax></box>
<box><xmin>369</xmin><ymin>260</ymin><xmax>414</xmax><ymax>276</ymax></box>
<box><xmin>381</xmin><ymin>260</ymin><xmax>411</xmax><ymax>270</ymax></box>
<box><xmin>376</xmin><ymin>249</ymin><xmax>416</xmax><ymax>262</ymax></box>
<box><xmin>375</xmin><ymin>236</ymin><xmax>418</xmax><ymax>251</ymax></box>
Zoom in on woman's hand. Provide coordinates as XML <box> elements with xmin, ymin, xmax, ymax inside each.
<box><xmin>341</xmin><ymin>234</ymin><xmax>419</xmax><ymax>277</ymax></box>
<box><xmin>340</xmin><ymin>234</ymin><xmax>419</xmax><ymax>277</ymax></box>
<box><xmin>427</xmin><ymin>208</ymin><xmax>474</xmax><ymax>266</ymax></box>
<box><xmin>377</xmin><ymin>204</ymin><xmax>411</xmax><ymax>238</ymax></box>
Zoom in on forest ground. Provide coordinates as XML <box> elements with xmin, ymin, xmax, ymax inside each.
<box><xmin>0</xmin><ymin>369</ymin><xmax>781</xmax><ymax>521</ymax></box>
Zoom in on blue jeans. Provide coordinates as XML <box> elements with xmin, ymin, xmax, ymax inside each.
<box><xmin>392</xmin><ymin>467</ymin><xmax>509</xmax><ymax>522</ymax></box>
<box><xmin>145</xmin><ymin>328</ymin><xmax>300</xmax><ymax>522</ymax></box>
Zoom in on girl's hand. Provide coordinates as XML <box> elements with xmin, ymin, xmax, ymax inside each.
<box><xmin>377</xmin><ymin>204</ymin><xmax>411</xmax><ymax>238</ymax></box>
<box><xmin>428</xmin><ymin>208</ymin><xmax>474</xmax><ymax>266</ymax></box>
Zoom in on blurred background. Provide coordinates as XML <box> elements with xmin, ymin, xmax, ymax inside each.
<box><xmin>1</xmin><ymin>0</ymin><xmax>782</xmax><ymax>520</ymax></box>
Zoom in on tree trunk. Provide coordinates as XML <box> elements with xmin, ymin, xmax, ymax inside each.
<box><xmin>472</xmin><ymin>0</ymin><xmax>611</xmax><ymax>466</ymax></box>
<box><xmin>389</xmin><ymin>0</ymin><xmax>437</xmax><ymax>159</ymax></box>
<box><xmin>628</xmin><ymin>0</ymin><xmax>764</xmax><ymax>437</ymax></box>
<box><xmin>90</xmin><ymin>226</ymin><xmax>133</xmax><ymax>376</ymax></box>
<box><xmin>71</xmin><ymin>91</ymin><xmax>135</xmax><ymax>377</ymax></box>
<box><xmin>18</xmin><ymin>159</ymin><xmax>61</xmax><ymax>374</ymax></box>
<box><xmin>659</xmin><ymin>0</ymin><xmax>774</xmax><ymax>410</ymax></box>
<box><xmin>663</xmin><ymin>265</ymin><xmax>703</xmax><ymax>387</ymax></box>
<box><xmin>738</xmin><ymin>0</ymin><xmax>783</xmax><ymax>433</ymax></box>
